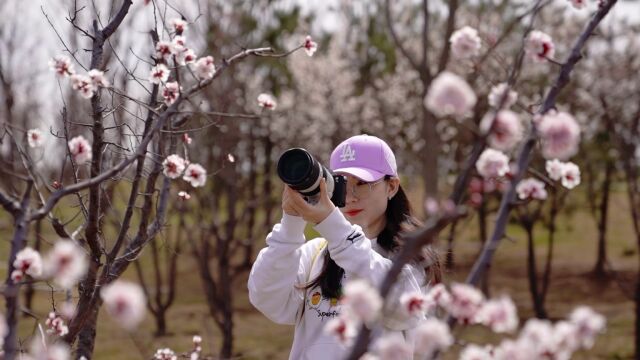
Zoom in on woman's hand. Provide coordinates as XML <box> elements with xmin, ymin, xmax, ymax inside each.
<box><xmin>283</xmin><ymin>178</ymin><xmax>335</xmax><ymax>224</ymax></box>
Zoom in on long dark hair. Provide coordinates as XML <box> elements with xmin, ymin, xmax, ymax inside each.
<box><xmin>304</xmin><ymin>176</ymin><xmax>442</xmax><ymax>299</ymax></box>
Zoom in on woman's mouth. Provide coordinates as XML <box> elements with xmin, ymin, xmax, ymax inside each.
<box><xmin>345</xmin><ymin>209</ymin><xmax>363</xmax><ymax>217</ymax></box>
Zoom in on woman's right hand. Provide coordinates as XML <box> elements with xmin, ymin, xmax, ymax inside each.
<box><xmin>282</xmin><ymin>185</ymin><xmax>301</xmax><ymax>217</ymax></box>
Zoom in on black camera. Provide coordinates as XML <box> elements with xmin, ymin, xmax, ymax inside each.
<box><xmin>277</xmin><ymin>148</ymin><xmax>347</xmax><ymax>208</ymax></box>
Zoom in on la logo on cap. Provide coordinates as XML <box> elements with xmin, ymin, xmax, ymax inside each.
<box><xmin>340</xmin><ymin>143</ymin><xmax>356</xmax><ymax>162</ymax></box>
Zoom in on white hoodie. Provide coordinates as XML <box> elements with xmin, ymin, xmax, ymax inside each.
<box><xmin>248</xmin><ymin>207</ymin><xmax>428</xmax><ymax>360</ymax></box>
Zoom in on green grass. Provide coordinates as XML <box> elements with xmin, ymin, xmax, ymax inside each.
<box><xmin>1</xmin><ymin>184</ymin><xmax>637</xmax><ymax>359</ymax></box>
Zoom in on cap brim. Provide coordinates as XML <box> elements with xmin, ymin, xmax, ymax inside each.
<box><xmin>333</xmin><ymin>167</ymin><xmax>385</xmax><ymax>182</ymax></box>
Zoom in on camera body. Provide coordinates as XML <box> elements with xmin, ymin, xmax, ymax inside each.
<box><xmin>277</xmin><ymin>148</ymin><xmax>347</xmax><ymax>208</ymax></box>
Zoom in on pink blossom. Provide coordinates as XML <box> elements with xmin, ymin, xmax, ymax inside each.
<box><xmin>399</xmin><ymin>292</ymin><xmax>430</xmax><ymax>317</ymax></box>
<box><xmin>177</xmin><ymin>48</ymin><xmax>197</xmax><ymax>66</ymax></box>
<box><xmin>258</xmin><ymin>93</ymin><xmax>277</xmax><ymax>110</ymax></box>
<box><xmin>413</xmin><ymin>318</ymin><xmax>454</xmax><ymax>357</ymax></box>
<box><xmin>49</xmin><ymin>55</ymin><xmax>75</xmax><ymax>77</ymax></box>
<box><xmin>450</xmin><ymin>26</ymin><xmax>482</xmax><ymax>59</ymax></box>
<box><xmin>182</xmin><ymin>133</ymin><xmax>192</xmax><ymax>144</ymax></box>
<box><xmin>459</xmin><ymin>344</ymin><xmax>493</xmax><ymax>360</ymax></box>
<box><xmin>13</xmin><ymin>247</ymin><xmax>43</xmax><ymax>278</ymax></box>
<box><xmin>447</xmin><ymin>283</ymin><xmax>485</xmax><ymax>324</ymax></box>
<box><xmin>569</xmin><ymin>306</ymin><xmax>606</xmax><ymax>349</ymax></box>
<box><xmin>27</xmin><ymin>129</ymin><xmax>44</xmax><ymax>148</ymax></box>
<box><xmin>323</xmin><ymin>314</ymin><xmax>356</xmax><ymax>346</ymax></box>
<box><xmin>553</xmin><ymin>320</ymin><xmax>580</xmax><ymax>356</ymax></box>
<box><xmin>155</xmin><ymin>41</ymin><xmax>174</xmax><ymax>62</ymax></box>
<box><xmin>149</xmin><ymin>64</ymin><xmax>170</xmax><ymax>84</ymax></box>
<box><xmin>163</xmin><ymin>154</ymin><xmax>186</xmax><ymax>179</ymax></box>
<box><xmin>476</xmin><ymin>148</ymin><xmax>510</xmax><ymax>179</ymax></box>
<box><xmin>493</xmin><ymin>339</ymin><xmax>535</xmax><ymax>360</ymax></box>
<box><xmin>519</xmin><ymin>318</ymin><xmax>557</xmax><ymax>357</ymax></box>
<box><xmin>568</xmin><ymin>0</ymin><xmax>588</xmax><ymax>9</ymax></box>
<box><xmin>68</xmin><ymin>135</ymin><xmax>92</xmax><ymax>164</ymax></box>
<box><xmin>194</xmin><ymin>56</ymin><xmax>216</xmax><ymax>80</ymax></box>
<box><xmin>342</xmin><ymin>279</ymin><xmax>383</xmax><ymax>324</ymax></box>
<box><xmin>304</xmin><ymin>35</ymin><xmax>318</xmax><ymax>57</ymax></box>
<box><xmin>516</xmin><ymin>178</ymin><xmax>548</xmax><ymax>201</ymax></box>
<box><xmin>374</xmin><ymin>333</ymin><xmax>412</xmax><ymax>360</ymax></box>
<box><xmin>171</xmin><ymin>18</ymin><xmax>188</xmax><ymax>34</ymax></box>
<box><xmin>183</xmin><ymin>163</ymin><xmax>207</xmax><ymax>188</ymax></box>
<box><xmin>538</xmin><ymin>111</ymin><xmax>581</xmax><ymax>160</ymax></box>
<box><xmin>162</xmin><ymin>81</ymin><xmax>181</xmax><ymax>105</ymax></box>
<box><xmin>70</xmin><ymin>74</ymin><xmax>96</xmax><ymax>99</ymax></box>
<box><xmin>526</xmin><ymin>30</ymin><xmax>555</xmax><ymax>62</ymax></box>
<box><xmin>476</xmin><ymin>296</ymin><xmax>519</xmax><ymax>333</ymax></box>
<box><xmin>101</xmin><ymin>280</ymin><xmax>146</xmax><ymax>330</ymax></box>
<box><xmin>44</xmin><ymin>240</ymin><xmax>88</xmax><ymax>289</ymax></box>
<box><xmin>480</xmin><ymin>110</ymin><xmax>523</xmax><ymax>151</ymax></box>
<box><xmin>88</xmin><ymin>69</ymin><xmax>109</xmax><ymax>88</ymax></box>
<box><xmin>178</xmin><ymin>191</ymin><xmax>191</xmax><ymax>200</ymax></box>
<box><xmin>171</xmin><ymin>35</ymin><xmax>187</xmax><ymax>54</ymax></box>
<box><xmin>488</xmin><ymin>83</ymin><xmax>518</xmax><ymax>109</ymax></box>
<box><xmin>11</xmin><ymin>270</ymin><xmax>24</xmax><ymax>282</ymax></box>
<box><xmin>560</xmin><ymin>162</ymin><xmax>581</xmax><ymax>189</ymax></box>
<box><xmin>154</xmin><ymin>348</ymin><xmax>177</xmax><ymax>360</ymax></box>
<box><xmin>46</xmin><ymin>311</ymin><xmax>69</xmax><ymax>337</ymax></box>
<box><xmin>545</xmin><ymin>159</ymin><xmax>564</xmax><ymax>181</ymax></box>
<box><xmin>425</xmin><ymin>72</ymin><xmax>477</xmax><ymax>118</ymax></box>
<box><xmin>426</xmin><ymin>283</ymin><xmax>452</xmax><ymax>309</ymax></box>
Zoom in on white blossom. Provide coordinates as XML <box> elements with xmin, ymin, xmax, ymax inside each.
<box><xmin>162</xmin><ymin>154</ymin><xmax>186</xmax><ymax>179</ymax></box>
<box><xmin>44</xmin><ymin>240</ymin><xmax>88</xmax><ymax>289</ymax></box>
<box><xmin>399</xmin><ymin>292</ymin><xmax>430</xmax><ymax>317</ymax></box>
<box><xmin>476</xmin><ymin>148</ymin><xmax>510</xmax><ymax>179</ymax></box>
<box><xmin>560</xmin><ymin>162</ymin><xmax>581</xmax><ymax>189</ymax></box>
<box><xmin>154</xmin><ymin>348</ymin><xmax>177</xmax><ymax>360</ymax></box>
<box><xmin>304</xmin><ymin>35</ymin><xmax>318</xmax><ymax>57</ymax></box>
<box><xmin>68</xmin><ymin>135</ymin><xmax>92</xmax><ymax>164</ymax></box>
<box><xmin>49</xmin><ymin>55</ymin><xmax>75</xmax><ymax>77</ymax></box>
<box><xmin>183</xmin><ymin>163</ymin><xmax>207</xmax><ymax>188</ymax></box>
<box><xmin>176</xmin><ymin>48</ymin><xmax>197</xmax><ymax>66</ymax></box>
<box><xmin>178</xmin><ymin>191</ymin><xmax>191</xmax><ymax>200</ymax></box>
<box><xmin>488</xmin><ymin>83</ymin><xmax>518</xmax><ymax>109</ymax></box>
<box><xmin>519</xmin><ymin>318</ymin><xmax>558</xmax><ymax>358</ymax></box>
<box><xmin>46</xmin><ymin>312</ymin><xmax>69</xmax><ymax>337</ymax></box>
<box><xmin>426</xmin><ymin>283</ymin><xmax>452</xmax><ymax>309</ymax></box>
<box><xmin>569</xmin><ymin>306</ymin><xmax>606</xmax><ymax>349</ymax></box>
<box><xmin>538</xmin><ymin>111</ymin><xmax>581</xmax><ymax>160</ymax></box>
<box><xmin>27</xmin><ymin>129</ymin><xmax>44</xmax><ymax>148</ymax></box>
<box><xmin>450</xmin><ymin>26</ymin><xmax>482</xmax><ymax>59</ymax></box>
<box><xmin>545</xmin><ymin>159</ymin><xmax>565</xmax><ymax>181</ymax></box>
<box><xmin>101</xmin><ymin>280</ymin><xmax>146</xmax><ymax>330</ymax></box>
<box><xmin>149</xmin><ymin>64</ymin><xmax>170</xmax><ymax>84</ymax></box>
<box><xmin>13</xmin><ymin>247</ymin><xmax>43</xmax><ymax>278</ymax></box>
<box><xmin>459</xmin><ymin>344</ymin><xmax>493</xmax><ymax>360</ymax></box>
<box><xmin>425</xmin><ymin>71</ymin><xmax>477</xmax><ymax>118</ymax></box>
<box><xmin>29</xmin><ymin>339</ymin><xmax>70</xmax><ymax>360</ymax></box>
<box><xmin>323</xmin><ymin>314</ymin><xmax>356</xmax><ymax>346</ymax></box>
<box><xmin>171</xmin><ymin>36</ymin><xmax>187</xmax><ymax>54</ymax></box>
<box><xmin>11</xmin><ymin>270</ymin><xmax>24</xmax><ymax>282</ymax></box>
<box><xmin>480</xmin><ymin>110</ymin><xmax>523</xmax><ymax>151</ymax></box>
<box><xmin>194</xmin><ymin>56</ymin><xmax>216</xmax><ymax>80</ymax></box>
<box><xmin>155</xmin><ymin>41</ymin><xmax>174</xmax><ymax>62</ymax></box>
<box><xmin>476</xmin><ymin>296</ymin><xmax>519</xmax><ymax>333</ymax></box>
<box><xmin>493</xmin><ymin>339</ymin><xmax>535</xmax><ymax>360</ymax></box>
<box><xmin>526</xmin><ymin>30</ymin><xmax>555</xmax><ymax>62</ymax></box>
<box><xmin>447</xmin><ymin>283</ymin><xmax>485</xmax><ymax>324</ymax></box>
<box><xmin>374</xmin><ymin>333</ymin><xmax>412</xmax><ymax>360</ymax></box>
<box><xmin>162</xmin><ymin>81</ymin><xmax>181</xmax><ymax>105</ymax></box>
<box><xmin>342</xmin><ymin>279</ymin><xmax>383</xmax><ymax>324</ymax></box>
<box><xmin>70</xmin><ymin>74</ymin><xmax>95</xmax><ymax>99</ymax></box>
<box><xmin>87</xmin><ymin>69</ymin><xmax>109</xmax><ymax>88</ymax></box>
<box><xmin>258</xmin><ymin>93</ymin><xmax>277</xmax><ymax>110</ymax></box>
<box><xmin>516</xmin><ymin>178</ymin><xmax>548</xmax><ymax>200</ymax></box>
<box><xmin>171</xmin><ymin>18</ymin><xmax>188</xmax><ymax>33</ymax></box>
<box><xmin>413</xmin><ymin>318</ymin><xmax>453</xmax><ymax>357</ymax></box>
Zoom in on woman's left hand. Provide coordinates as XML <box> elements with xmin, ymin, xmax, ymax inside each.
<box><xmin>285</xmin><ymin>178</ymin><xmax>336</xmax><ymax>225</ymax></box>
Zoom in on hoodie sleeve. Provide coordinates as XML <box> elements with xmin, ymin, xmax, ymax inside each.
<box><xmin>313</xmin><ymin>207</ymin><xmax>427</xmax><ymax>330</ymax></box>
<box><xmin>247</xmin><ymin>213</ymin><xmax>319</xmax><ymax>325</ymax></box>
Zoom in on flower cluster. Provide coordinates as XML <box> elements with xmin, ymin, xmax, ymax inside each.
<box><xmin>49</xmin><ymin>55</ymin><xmax>110</xmax><ymax>99</ymax></box>
<box><xmin>516</xmin><ymin>178</ymin><xmax>548</xmax><ymax>200</ymax></box>
<box><xmin>154</xmin><ymin>348</ymin><xmax>177</xmax><ymax>360</ymax></box>
<box><xmin>100</xmin><ymin>280</ymin><xmax>147</xmax><ymax>330</ymax></box>
<box><xmin>488</xmin><ymin>83</ymin><xmax>518</xmax><ymax>109</ymax></box>
<box><xmin>45</xmin><ymin>311</ymin><xmax>69</xmax><ymax>337</ymax></box>
<box><xmin>162</xmin><ymin>154</ymin><xmax>207</xmax><ymax>188</ymax></box>
<box><xmin>546</xmin><ymin>159</ymin><xmax>581</xmax><ymax>189</ymax></box>
<box><xmin>11</xmin><ymin>247</ymin><xmax>43</xmax><ymax>282</ymax></box>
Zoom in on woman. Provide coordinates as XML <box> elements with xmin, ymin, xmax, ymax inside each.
<box><xmin>248</xmin><ymin>134</ymin><xmax>440</xmax><ymax>359</ymax></box>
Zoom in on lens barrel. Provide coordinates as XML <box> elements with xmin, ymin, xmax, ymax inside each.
<box><xmin>277</xmin><ymin>148</ymin><xmax>322</xmax><ymax>196</ymax></box>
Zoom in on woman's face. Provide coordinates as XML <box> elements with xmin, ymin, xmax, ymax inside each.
<box><xmin>337</xmin><ymin>174</ymin><xmax>400</xmax><ymax>238</ymax></box>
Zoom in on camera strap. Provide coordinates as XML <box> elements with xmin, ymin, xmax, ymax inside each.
<box><xmin>299</xmin><ymin>239</ymin><xmax>328</xmax><ymax>322</ymax></box>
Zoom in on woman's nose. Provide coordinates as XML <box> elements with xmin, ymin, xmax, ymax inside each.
<box><xmin>345</xmin><ymin>185</ymin><xmax>358</xmax><ymax>203</ymax></box>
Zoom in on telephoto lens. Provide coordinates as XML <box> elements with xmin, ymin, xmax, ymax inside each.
<box><xmin>277</xmin><ymin>148</ymin><xmax>346</xmax><ymax>207</ymax></box>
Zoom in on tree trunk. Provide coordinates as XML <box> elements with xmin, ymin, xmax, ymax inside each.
<box><xmin>525</xmin><ymin>222</ymin><xmax>547</xmax><ymax>319</ymax></box>
<box><xmin>593</xmin><ymin>162</ymin><xmax>613</xmax><ymax>277</ymax></box>
<box><xmin>155</xmin><ymin>309</ymin><xmax>167</xmax><ymax>337</ymax></box>
<box><xmin>478</xmin><ymin>199</ymin><xmax>490</xmax><ymax>297</ymax></box>
<box><xmin>75</xmin><ymin>304</ymin><xmax>100</xmax><ymax>359</ymax></box>
<box><xmin>421</xmin><ymin>99</ymin><xmax>439</xmax><ymax>198</ymax></box>
<box><xmin>24</xmin><ymin>220</ymin><xmax>41</xmax><ymax>316</ymax></box>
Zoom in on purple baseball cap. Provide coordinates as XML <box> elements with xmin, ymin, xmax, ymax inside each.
<box><xmin>330</xmin><ymin>134</ymin><xmax>398</xmax><ymax>182</ymax></box>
